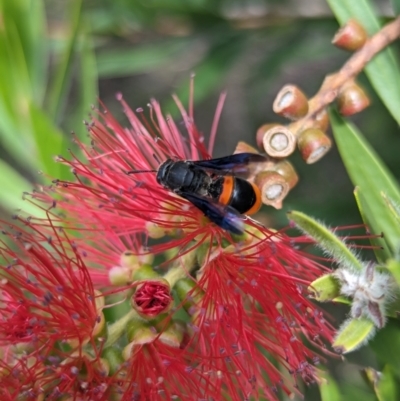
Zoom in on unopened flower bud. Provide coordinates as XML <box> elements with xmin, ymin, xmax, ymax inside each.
<box><xmin>158</xmin><ymin>321</ymin><xmax>185</xmax><ymax>348</ymax></box>
<box><xmin>146</xmin><ymin>221</ymin><xmax>166</xmax><ymax>239</ymax></box>
<box><xmin>337</xmin><ymin>81</ymin><xmax>370</xmax><ymax>116</ymax></box>
<box><xmin>273</xmin><ymin>85</ymin><xmax>309</xmax><ymax>120</ymax></box>
<box><xmin>308</xmin><ymin>274</ymin><xmax>341</xmax><ymax>301</ymax></box>
<box><xmin>257</xmin><ymin>124</ymin><xmax>296</xmax><ymax>158</ymax></box>
<box><xmin>297</xmin><ymin>128</ymin><xmax>332</xmax><ymax>164</ymax></box>
<box><xmin>132</xmin><ymin>264</ymin><xmax>159</xmax><ymax>281</ymax></box>
<box><xmin>125</xmin><ymin>321</ymin><xmax>157</xmax><ymax>345</ymax></box>
<box><xmin>332</xmin><ymin>317</ymin><xmax>375</xmax><ymax>354</ymax></box>
<box><xmin>131</xmin><ymin>278</ymin><xmax>172</xmax><ymax>318</ymax></box>
<box><xmin>94</xmin><ymin>289</ymin><xmax>105</xmax><ymax>311</ymax></box>
<box><xmin>109</xmin><ymin>265</ymin><xmax>132</xmax><ymax>285</ymax></box>
<box><xmin>332</xmin><ymin>19</ymin><xmax>368</xmax><ymax>51</ymax></box>
<box><xmin>120</xmin><ymin>250</ymin><xmax>138</xmax><ymax>268</ymax></box>
<box><xmin>254</xmin><ymin>171</ymin><xmax>290</xmax><ymax>209</ymax></box>
<box><xmin>92</xmin><ymin>311</ymin><xmax>107</xmax><ymax>338</ymax></box>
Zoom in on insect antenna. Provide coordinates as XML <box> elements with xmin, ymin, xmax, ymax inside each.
<box><xmin>126</xmin><ymin>169</ymin><xmax>157</xmax><ymax>175</ymax></box>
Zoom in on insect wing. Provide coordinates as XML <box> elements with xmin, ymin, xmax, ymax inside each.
<box><xmin>191</xmin><ymin>153</ymin><xmax>267</xmax><ymax>174</ymax></box>
<box><xmin>180</xmin><ymin>192</ymin><xmax>244</xmax><ymax>235</ymax></box>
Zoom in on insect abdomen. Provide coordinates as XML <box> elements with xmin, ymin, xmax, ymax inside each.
<box><xmin>217</xmin><ymin>177</ymin><xmax>261</xmax><ymax>215</ymax></box>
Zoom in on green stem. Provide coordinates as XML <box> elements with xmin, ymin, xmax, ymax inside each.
<box><xmin>105</xmin><ymin>309</ymin><xmax>140</xmax><ymax>348</ymax></box>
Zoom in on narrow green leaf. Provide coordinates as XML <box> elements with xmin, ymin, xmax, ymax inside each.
<box><xmin>363</xmin><ymin>366</ymin><xmax>400</xmax><ymax>401</ymax></box>
<box><xmin>288</xmin><ymin>210</ymin><xmax>363</xmax><ymax>270</ymax></box>
<box><xmin>0</xmin><ymin>161</ymin><xmax>41</xmax><ymax>216</ymax></box>
<box><xmin>97</xmin><ymin>39</ymin><xmax>190</xmax><ymax>78</ymax></box>
<box><xmin>333</xmin><ymin>317</ymin><xmax>376</xmax><ymax>353</ymax></box>
<box><xmin>374</xmin><ymin>365</ymin><xmax>399</xmax><ymax>401</ymax></box>
<box><xmin>326</xmin><ymin>0</ymin><xmax>400</xmax><ymax>124</ymax></box>
<box><xmin>370</xmin><ymin>320</ymin><xmax>400</xmax><ymax>375</ymax></box>
<box><xmin>47</xmin><ymin>0</ymin><xmax>82</xmax><ymax>122</ymax></box>
<box><xmin>386</xmin><ymin>259</ymin><xmax>400</xmax><ymax>288</ymax></box>
<box><xmin>354</xmin><ymin>187</ymin><xmax>391</xmax><ymax>263</ymax></box>
<box><xmin>330</xmin><ymin>110</ymin><xmax>400</xmax><ymax>257</ymax></box>
<box><xmin>26</xmin><ymin>0</ymin><xmax>47</xmax><ymax>103</ymax></box>
<box><xmin>165</xmin><ymin>35</ymin><xmax>245</xmax><ymax>115</ymax></box>
<box><xmin>0</xmin><ymin>0</ymin><xmax>49</xmax><ymax>171</ymax></box>
<box><xmin>28</xmin><ymin>101</ymin><xmax>69</xmax><ymax>179</ymax></box>
<box><xmin>318</xmin><ymin>371</ymin><xmax>343</xmax><ymax>401</ymax></box>
<box><xmin>0</xmin><ymin>0</ymin><xmax>47</xmax><ymax>101</ymax></box>
<box><xmin>78</xmin><ymin>32</ymin><xmax>98</xmax><ymax>117</ymax></box>
<box><xmin>64</xmin><ymin>29</ymin><xmax>98</xmax><ymax>142</ymax></box>
<box><xmin>382</xmin><ymin>192</ymin><xmax>400</xmax><ymax>226</ymax></box>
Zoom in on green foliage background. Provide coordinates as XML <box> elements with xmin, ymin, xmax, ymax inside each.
<box><xmin>1</xmin><ymin>0</ymin><xmax>400</xmax><ymax>400</ymax></box>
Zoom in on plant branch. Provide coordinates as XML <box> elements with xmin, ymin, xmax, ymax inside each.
<box><xmin>289</xmin><ymin>16</ymin><xmax>400</xmax><ymax>134</ymax></box>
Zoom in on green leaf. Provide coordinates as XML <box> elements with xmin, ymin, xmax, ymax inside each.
<box><xmin>333</xmin><ymin>317</ymin><xmax>376</xmax><ymax>353</ymax></box>
<box><xmin>382</xmin><ymin>192</ymin><xmax>400</xmax><ymax>226</ymax></box>
<box><xmin>354</xmin><ymin>188</ymin><xmax>391</xmax><ymax>263</ymax></box>
<box><xmin>374</xmin><ymin>365</ymin><xmax>399</xmax><ymax>401</ymax></box>
<box><xmin>287</xmin><ymin>210</ymin><xmax>363</xmax><ymax>270</ymax></box>
<box><xmin>0</xmin><ymin>160</ymin><xmax>42</xmax><ymax>217</ymax></box>
<box><xmin>19</xmin><ymin>0</ymin><xmax>47</xmax><ymax>103</ymax></box>
<box><xmin>165</xmin><ymin>34</ymin><xmax>245</xmax><ymax>115</ymax></box>
<box><xmin>370</xmin><ymin>320</ymin><xmax>400</xmax><ymax>375</ymax></box>
<box><xmin>64</xmin><ymin>29</ymin><xmax>98</xmax><ymax>142</ymax></box>
<box><xmin>386</xmin><ymin>259</ymin><xmax>400</xmax><ymax>288</ymax></box>
<box><xmin>28</xmin><ymin>101</ymin><xmax>69</xmax><ymax>179</ymax></box>
<box><xmin>97</xmin><ymin>39</ymin><xmax>190</xmax><ymax>78</ymax></box>
<box><xmin>326</xmin><ymin>0</ymin><xmax>400</xmax><ymax>124</ymax></box>
<box><xmin>47</xmin><ymin>0</ymin><xmax>83</xmax><ymax>122</ymax></box>
<box><xmin>318</xmin><ymin>371</ymin><xmax>343</xmax><ymax>401</ymax></box>
<box><xmin>364</xmin><ymin>366</ymin><xmax>399</xmax><ymax>401</ymax></box>
<box><xmin>330</xmin><ymin>110</ymin><xmax>400</xmax><ymax>258</ymax></box>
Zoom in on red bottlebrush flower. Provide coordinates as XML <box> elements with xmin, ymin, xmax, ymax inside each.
<box><xmin>174</xmin><ymin>231</ymin><xmax>335</xmax><ymax>400</ymax></box>
<box><xmin>29</xmin><ymin>93</ymin><xmax>223</xmax><ymax>250</ymax></box>
<box><xmin>0</xmin><ymin>221</ymin><xmax>100</xmax><ymax>349</ymax></box>
<box><xmin>15</xmin><ymin>90</ymin><xmax>339</xmax><ymax>400</ymax></box>
<box><xmin>0</xmin><ymin>219</ymin><xmax>110</xmax><ymax>399</ymax></box>
<box><xmin>120</xmin><ymin>339</ymin><xmax>221</xmax><ymax>400</ymax></box>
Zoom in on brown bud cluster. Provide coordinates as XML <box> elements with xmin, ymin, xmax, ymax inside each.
<box><xmin>248</xmin><ymin>18</ymin><xmax>372</xmax><ymax>210</ymax></box>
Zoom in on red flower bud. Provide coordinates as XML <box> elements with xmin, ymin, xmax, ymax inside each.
<box><xmin>132</xmin><ymin>279</ymin><xmax>172</xmax><ymax>318</ymax></box>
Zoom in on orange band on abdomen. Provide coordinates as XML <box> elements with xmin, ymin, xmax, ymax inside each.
<box><xmin>218</xmin><ymin>176</ymin><xmax>234</xmax><ymax>206</ymax></box>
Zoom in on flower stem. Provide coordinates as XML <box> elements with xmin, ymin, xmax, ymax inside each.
<box><xmin>105</xmin><ymin>309</ymin><xmax>141</xmax><ymax>348</ymax></box>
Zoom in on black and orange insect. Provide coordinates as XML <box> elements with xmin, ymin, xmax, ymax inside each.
<box><xmin>128</xmin><ymin>153</ymin><xmax>265</xmax><ymax>234</ymax></box>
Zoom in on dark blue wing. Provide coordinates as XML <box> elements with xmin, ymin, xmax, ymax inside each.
<box><xmin>179</xmin><ymin>192</ymin><xmax>244</xmax><ymax>235</ymax></box>
<box><xmin>190</xmin><ymin>153</ymin><xmax>267</xmax><ymax>174</ymax></box>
